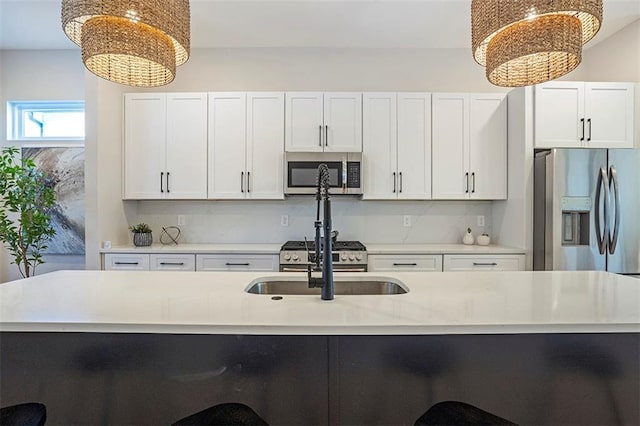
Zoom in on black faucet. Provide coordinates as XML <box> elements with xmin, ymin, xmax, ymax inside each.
<box><xmin>307</xmin><ymin>164</ymin><xmax>335</xmax><ymax>300</ymax></box>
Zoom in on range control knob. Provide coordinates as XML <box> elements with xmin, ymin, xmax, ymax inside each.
<box><xmin>355</xmin><ymin>254</ymin><xmax>363</xmax><ymax>261</ymax></box>
<box><xmin>348</xmin><ymin>255</ymin><xmax>355</xmax><ymax>261</ymax></box>
<box><xmin>284</xmin><ymin>254</ymin><xmax>291</xmax><ymax>261</ymax></box>
<box><xmin>292</xmin><ymin>255</ymin><xmax>299</xmax><ymax>261</ymax></box>
<box><xmin>341</xmin><ymin>254</ymin><xmax>348</xmax><ymax>261</ymax></box>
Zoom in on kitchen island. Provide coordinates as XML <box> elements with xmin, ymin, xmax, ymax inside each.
<box><xmin>1</xmin><ymin>270</ymin><xmax>638</xmax><ymax>425</ymax></box>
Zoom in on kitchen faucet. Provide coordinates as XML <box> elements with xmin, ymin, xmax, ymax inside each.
<box><xmin>307</xmin><ymin>164</ymin><xmax>335</xmax><ymax>300</ymax></box>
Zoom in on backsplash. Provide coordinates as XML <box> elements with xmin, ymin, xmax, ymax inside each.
<box><xmin>135</xmin><ymin>199</ymin><xmax>493</xmax><ymax>245</ymax></box>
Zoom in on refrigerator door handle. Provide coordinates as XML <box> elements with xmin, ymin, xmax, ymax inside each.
<box><xmin>594</xmin><ymin>167</ymin><xmax>609</xmax><ymax>255</ymax></box>
<box><xmin>608</xmin><ymin>166</ymin><xmax>620</xmax><ymax>254</ymax></box>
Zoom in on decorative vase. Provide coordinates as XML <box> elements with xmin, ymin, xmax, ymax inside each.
<box><xmin>133</xmin><ymin>232</ymin><xmax>152</xmax><ymax>247</ymax></box>
<box><xmin>462</xmin><ymin>228</ymin><xmax>474</xmax><ymax>245</ymax></box>
<box><xmin>477</xmin><ymin>234</ymin><xmax>491</xmax><ymax>246</ymax></box>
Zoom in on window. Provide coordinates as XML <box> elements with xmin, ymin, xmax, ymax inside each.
<box><xmin>7</xmin><ymin>101</ymin><xmax>85</xmax><ymax>140</ymax></box>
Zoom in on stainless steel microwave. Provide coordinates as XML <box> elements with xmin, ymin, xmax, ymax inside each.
<box><xmin>284</xmin><ymin>152</ymin><xmax>362</xmax><ymax>195</ymax></box>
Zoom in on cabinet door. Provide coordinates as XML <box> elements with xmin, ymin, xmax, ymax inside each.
<box><xmin>123</xmin><ymin>93</ymin><xmax>166</xmax><ymax>199</ymax></box>
<box><xmin>104</xmin><ymin>253</ymin><xmax>150</xmax><ymax>270</ymax></box>
<box><xmin>469</xmin><ymin>94</ymin><xmax>507</xmax><ymax>200</ymax></box>
<box><xmin>149</xmin><ymin>254</ymin><xmax>196</xmax><ymax>271</ymax></box>
<box><xmin>208</xmin><ymin>93</ymin><xmax>247</xmax><ymax>199</ymax></box>
<box><xmin>196</xmin><ymin>254</ymin><xmax>279</xmax><ymax>271</ymax></box>
<box><xmin>362</xmin><ymin>93</ymin><xmax>397</xmax><ymax>200</ymax></box>
<box><xmin>285</xmin><ymin>92</ymin><xmax>324</xmax><ymax>152</ymax></box>
<box><xmin>432</xmin><ymin>93</ymin><xmax>469</xmax><ymax>199</ymax></box>
<box><xmin>324</xmin><ymin>92</ymin><xmax>362</xmax><ymax>152</ymax></box>
<box><xmin>534</xmin><ymin>82</ymin><xmax>584</xmax><ymax>148</ymax></box>
<box><xmin>368</xmin><ymin>254</ymin><xmax>443</xmax><ymax>272</ymax></box>
<box><xmin>166</xmin><ymin>93</ymin><xmax>208</xmax><ymax>199</ymax></box>
<box><xmin>585</xmin><ymin>82</ymin><xmax>635</xmax><ymax>149</ymax></box>
<box><xmin>443</xmin><ymin>254</ymin><xmax>525</xmax><ymax>271</ymax></box>
<box><xmin>246</xmin><ymin>92</ymin><xmax>285</xmax><ymax>200</ymax></box>
<box><xmin>397</xmin><ymin>93</ymin><xmax>431</xmax><ymax>200</ymax></box>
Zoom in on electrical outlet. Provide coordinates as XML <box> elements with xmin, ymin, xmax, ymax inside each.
<box><xmin>403</xmin><ymin>215</ymin><xmax>411</xmax><ymax>227</ymax></box>
<box><xmin>477</xmin><ymin>215</ymin><xmax>485</xmax><ymax>227</ymax></box>
<box><xmin>281</xmin><ymin>215</ymin><xmax>289</xmax><ymax>227</ymax></box>
<box><xmin>177</xmin><ymin>215</ymin><xmax>186</xmax><ymax>226</ymax></box>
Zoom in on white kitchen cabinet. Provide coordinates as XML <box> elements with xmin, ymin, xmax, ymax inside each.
<box><xmin>150</xmin><ymin>254</ymin><xmax>196</xmax><ymax>271</ymax></box>
<box><xmin>443</xmin><ymin>254</ymin><xmax>525</xmax><ymax>271</ymax></box>
<box><xmin>123</xmin><ymin>93</ymin><xmax>208</xmax><ymax>200</ymax></box>
<box><xmin>535</xmin><ymin>82</ymin><xmax>635</xmax><ymax>149</ymax></box>
<box><xmin>432</xmin><ymin>93</ymin><xmax>507</xmax><ymax>200</ymax></box>
<box><xmin>104</xmin><ymin>253</ymin><xmax>150</xmax><ymax>271</ymax></box>
<box><xmin>208</xmin><ymin>92</ymin><xmax>285</xmax><ymax>200</ymax></box>
<box><xmin>368</xmin><ymin>254</ymin><xmax>443</xmax><ymax>272</ymax></box>
<box><xmin>285</xmin><ymin>92</ymin><xmax>362</xmax><ymax>153</ymax></box>
<box><xmin>196</xmin><ymin>254</ymin><xmax>279</xmax><ymax>271</ymax></box>
<box><xmin>363</xmin><ymin>93</ymin><xmax>431</xmax><ymax>200</ymax></box>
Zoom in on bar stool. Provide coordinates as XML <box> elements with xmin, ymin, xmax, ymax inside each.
<box><xmin>415</xmin><ymin>401</ymin><xmax>517</xmax><ymax>425</ymax></box>
<box><xmin>0</xmin><ymin>403</ymin><xmax>47</xmax><ymax>426</ymax></box>
<box><xmin>172</xmin><ymin>403</ymin><xmax>268</xmax><ymax>426</ymax></box>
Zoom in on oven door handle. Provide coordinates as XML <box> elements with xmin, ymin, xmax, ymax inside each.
<box><xmin>280</xmin><ymin>267</ymin><xmax>308</xmax><ymax>272</ymax></box>
<box><xmin>280</xmin><ymin>266</ymin><xmax>368</xmax><ymax>272</ymax></box>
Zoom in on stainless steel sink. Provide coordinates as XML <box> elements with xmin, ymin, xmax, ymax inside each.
<box><xmin>245</xmin><ymin>277</ymin><xmax>408</xmax><ymax>295</ymax></box>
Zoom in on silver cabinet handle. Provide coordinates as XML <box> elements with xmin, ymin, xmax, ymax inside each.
<box><xmin>166</xmin><ymin>172</ymin><xmax>170</xmax><ymax>193</ymax></box>
<box><xmin>465</xmin><ymin>172</ymin><xmax>469</xmax><ymax>193</ymax></box>
<box><xmin>580</xmin><ymin>118</ymin><xmax>585</xmax><ymax>141</ymax></box>
<box><xmin>325</xmin><ymin>125</ymin><xmax>329</xmax><ymax>146</ymax></box>
<box><xmin>587</xmin><ymin>118</ymin><xmax>592</xmax><ymax>142</ymax></box>
<box><xmin>399</xmin><ymin>172</ymin><xmax>403</xmax><ymax>193</ymax></box>
<box><xmin>160</xmin><ymin>172</ymin><xmax>164</xmax><ymax>193</ymax></box>
<box><xmin>319</xmin><ymin>125</ymin><xmax>322</xmax><ymax>147</ymax></box>
<box><xmin>115</xmin><ymin>262</ymin><xmax>139</xmax><ymax>265</ymax></box>
<box><xmin>473</xmin><ymin>262</ymin><xmax>498</xmax><ymax>266</ymax></box>
<box><xmin>393</xmin><ymin>263</ymin><xmax>417</xmax><ymax>266</ymax></box>
<box><xmin>247</xmin><ymin>171</ymin><xmax>250</xmax><ymax>193</ymax></box>
<box><xmin>594</xmin><ymin>167</ymin><xmax>609</xmax><ymax>255</ymax></box>
<box><xmin>240</xmin><ymin>171</ymin><xmax>244</xmax><ymax>193</ymax></box>
<box><xmin>226</xmin><ymin>262</ymin><xmax>250</xmax><ymax>266</ymax></box>
<box><xmin>393</xmin><ymin>172</ymin><xmax>397</xmax><ymax>193</ymax></box>
<box><xmin>472</xmin><ymin>172</ymin><xmax>476</xmax><ymax>193</ymax></box>
<box><xmin>160</xmin><ymin>262</ymin><xmax>185</xmax><ymax>266</ymax></box>
<box><xmin>609</xmin><ymin>166</ymin><xmax>620</xmax><ymax>254</ymax></box>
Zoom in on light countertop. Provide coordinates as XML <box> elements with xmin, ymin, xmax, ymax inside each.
<box><xmin>1</xmin><ymin>270</ymin><xmax>637</xmax><ymax>335</ymax></box>
<box><xmin>100</xmin><ymin>243</ymin><xmax>525</xmax><ymax>255</ymax></box>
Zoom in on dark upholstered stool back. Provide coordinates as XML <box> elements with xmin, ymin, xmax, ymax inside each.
<box><xmin>0</xmin><ymin>403</ymin><xmax>47</xmax><ymax>426</ymax></box>
<box><xmin>415</xmin><ymin>401</ymin><xmax>517</xmax><ymax>425</ymax></box>
<box><xmin>172</xmin><ymin>403</ymin><xmax>268</xmax><ymax>426</ymax></box>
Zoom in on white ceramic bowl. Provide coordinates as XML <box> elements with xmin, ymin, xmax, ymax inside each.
<box><xmin>476</xmin><ymin>235</ymin><xmax>490</xmax><ymax>246</ymax></box>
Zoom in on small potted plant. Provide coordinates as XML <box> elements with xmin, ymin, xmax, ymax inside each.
<box><xmin>129</xmin><ymin>223</ymin><xmax>153</xmax><ymax>247</ymax></box>
<box><xmin>477</xmin><ymin>233</ymin><xmax>491</xmax><ymax>246</ymax></box>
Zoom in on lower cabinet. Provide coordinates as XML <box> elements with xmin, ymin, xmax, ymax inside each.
<box><xmin>443</xmin><ymin>254</ymin><xmax>525</xmax><ymax>271</ymax></box>
<box><xmin>104</xmin><ymin>254</ymin><xmax>195</xmax><ymax>271</ymax></box>
<box><xmin>196</xmin><ymin>254</ymin><xmax>279</xmax><ymax>271</ymax></box>
<box><xmin>368</xmin><ymin>255</ymin><xmax>443</xmax><ymax>272</ymax></box>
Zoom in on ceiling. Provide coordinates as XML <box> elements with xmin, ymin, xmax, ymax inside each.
<box><xmin>1</xmin><ymin>0</ymin><xmax>639</xmax><ymax>51</ymax></box>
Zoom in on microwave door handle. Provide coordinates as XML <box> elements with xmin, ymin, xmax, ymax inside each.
<box><xmin>342</xmin><ymin>159</ymin><xmax>347</xmax><ymax>191</ymax></box>
<box><xmin>609</xmin><ymin>166</ymin><xmax>620</xmax><ymax>253</ymax></box>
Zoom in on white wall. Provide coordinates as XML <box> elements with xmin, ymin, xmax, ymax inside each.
<box><xmin>0</xmin><ymin>50</ymin><xmax>85</xmax><ymax>282</ymax></box>
<box><xmin>581</xmin><ymin>20</ymin><xmax>640</xmax><ymax>82</ymax></box>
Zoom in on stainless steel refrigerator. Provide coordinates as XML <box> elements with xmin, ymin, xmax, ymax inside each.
<box><xmin>533</xmin><ymin>148</ymin><xmax>640</xmax><ymax>277</ymax></box>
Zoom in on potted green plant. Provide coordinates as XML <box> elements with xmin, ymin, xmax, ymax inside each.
<box><xmin>129</xmin><ymin>223</ymin><xmax>153</xmax><ymax>247</ymax></box>
<box><xmin>0</xmin><ymin>147</ymin><xmax>56</xmax><ymax>278</ymax></box>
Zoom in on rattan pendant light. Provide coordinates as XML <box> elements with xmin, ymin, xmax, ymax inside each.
<box><xmin>62</xmin><ymin>0</ymin><xmax>190</xmax><ymax>87</ymax></box>
<box><xmin>471</xmin><ymin>0</ymin><xmax>602</xmax><ymax>87</ymax></box>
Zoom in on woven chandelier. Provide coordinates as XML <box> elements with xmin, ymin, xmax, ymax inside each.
<box><xmin>62</xmin><ymin>0</ymin><xmax>190</xmax><ymax>87</ymax></box>
<box><xmin>471</xmin><ymin>0</ymin><xmax>602</xmax><ymax>87</ymax></box>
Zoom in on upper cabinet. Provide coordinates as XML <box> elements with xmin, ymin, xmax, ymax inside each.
<box><xmin>285</xmin><ymin>92</ymin><xmax>362</xmax><ymax>153</ymax></box>
<box><xmin>362</xmin><ymin>92</ymin><xmax>432</xmax><ymax>200</ymax></box>
<box><xmin>432</xmin><ymin>93</ymin><xmax>507</xmax><ymax>200</ymax></box>
<box><xmin>535</xmin><ymin>82</ymin><xmax>635</xmax><ymax>149</ymax></box>
<box><xmin>208</xmin><ymin>92</ymin><xmax>285</xmax><ymax>200</ymax></box>
<box><xmin>123</xmin><ymin>93</ymin><xmax>208</xmax><ymax>200</ymax></box>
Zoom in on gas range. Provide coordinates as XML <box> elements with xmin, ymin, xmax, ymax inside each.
<box><xmin>279</xmin><ymin>240</ymin><xmax>368</xmax><ymax>272</ymax></box>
